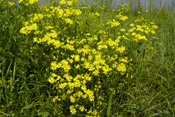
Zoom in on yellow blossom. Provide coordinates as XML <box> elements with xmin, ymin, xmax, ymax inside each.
<box><xmin>59</xmin><ymin>0</ymin><xmax>66</xmax><ymax>5</ymax></box>
<box><xmin>70</xmin><ymin>105</ymin><xmax>76</xmax><ymax>114</ymax></box>
<box><xmin>50</xmin><ymin>61</ymin><xmax>58</xmax><ymax>70</ymax></box>
<box><xmin>67</xmin><ymin>1</ymin><xmax>73</xmax><ymax>5</ymax></box>
<box><xmin>48</xmin><ymin>77</ymin><xmax>56</xmax><ymax>83</ymax></box>
<box><xmin>70</xmin><ymin>96</ymin><xmax>76</xmax><ymax>103</ymax></box>
<box><xmin>74</xmin><ymin>55</ymin><xmax>80</xmax><ymax>61</ymax></box>
<box><xmin>79</xmin><ymin>106</ymin><xmax>85</xmax><ymax>112</ymax></box>
<box><xmin>120</xmin><ymin>16</ymin><xmax>128</xmax><ymax>21</ymax></box>
<box><xmin>8</xmin><ymin>1</ymin><xmax>15</xmax><ymax>6</ymax></box>
<box><xmin>116</xmin><ymin>46</ymin><xmax>125</xmax><ymax>53</ymax></box>
<box><xmin>117</xmin><ymin>63</ymin><xmax>126</xmax><ymax>72</ymax></box>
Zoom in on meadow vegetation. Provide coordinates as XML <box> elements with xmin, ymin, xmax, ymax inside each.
<box><xmin>0</xmin><ymin>0</ymin><xmax>175</xmax><ymax>116</ymax></box>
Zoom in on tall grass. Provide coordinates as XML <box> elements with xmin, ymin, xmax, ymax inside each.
<box><xmin>0</xmin><ymin>0</ymin><xmax>175</xmax><ymax>116</ymax></box>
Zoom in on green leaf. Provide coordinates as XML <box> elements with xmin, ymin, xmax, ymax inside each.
<box><xmin>10</xmin><ymin>60</ymin><xmax>16</xmax><ymax>86</ymax></box>
<box><xmin>5</xmin><ymin>61</ymin><xmax>12</xmax><ymax>78</ymax></box>
<box><xmin>107</xmin><ymin>91</ymin><xmax>113</xmax><ymax>117</ymax></box>
<box><xmin>21</xmin><ymin>102</ymin><xmax>34</xmax><ymax>110</ymax></box>
<box><xmin>38</xmin><ymin>112</ymin><xmax>50</xmax><ymax>117</ymax></box>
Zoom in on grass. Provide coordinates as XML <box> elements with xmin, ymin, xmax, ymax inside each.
<box><xmin>0</xmin><ymin>0</ymin><xmax>175</xmax><ymax>116</ymax></box>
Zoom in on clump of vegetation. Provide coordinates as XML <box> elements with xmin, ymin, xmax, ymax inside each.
<box><xmin>0</xmin><ymin>0</ymin><xmax>175</xmax><ymax>116</ymax></box>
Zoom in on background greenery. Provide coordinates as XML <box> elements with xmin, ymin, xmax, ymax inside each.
<box><xmin>0</xmin><ymin>0</ymin><xmax>175</xmax><ymax>116</ymax></box>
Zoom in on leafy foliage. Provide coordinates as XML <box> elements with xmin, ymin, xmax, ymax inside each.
<box><xmin>0</xmin><ymin>0</ymin><xmax>175</xmax><ymax>116</ymax></box>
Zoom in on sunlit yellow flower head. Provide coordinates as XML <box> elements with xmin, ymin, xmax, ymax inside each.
<box><xmin>18</xmin><ymin>0</ymin><xmax>23</xmax><ymax>3</ymax></box>
<box><xmin>70</xmin><ymin>105</ymin><xmax>76</xmax><ymax>114</ymax></box>
<box><xmin>29</xmin><ymin>0</ymin><xmax>38</xmax><ymax>4</ymax></box>
<box><xmin>60</xmin><ymin>0</ymin><xmax>66</xmax><ymax>5</ymax></box>
<box><xmin>117</xmin><ymin>63</ymin><xmax>126</xmax><ymax>72</ymax></box>
<box><xmin>8</xmin><ymin>1</ymin><xmax>15</xmax><ymax>6</ymax></box>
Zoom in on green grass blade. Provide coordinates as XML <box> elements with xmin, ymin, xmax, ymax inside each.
<box><xmin>107</xmin><ymin>91</ymin><xmax>113</xmax><ymax>117</ymax></box>
<box><xmin>5</xmin><ymin>60</ymin><xmax>12</xmax><ymax>78</ymax></box>
<box><xmin>10</xmin><ymin>60</ymin><xmax>16</xmax><ymax>86</ymax></box>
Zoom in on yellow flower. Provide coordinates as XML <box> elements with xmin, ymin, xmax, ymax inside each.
<box><xmin>128</xmin><ymin>28</ymin><xmax>133</xmax><ymax>33</ymax></box>
<box><xmin>76</xmin><ymin>91</ymin><xmax>83</xmax><ymax>97</ymax></box>
<box><xmin>74</xmin><ymin>80</ymin><xmax>81</xmax><ymax>87</ymax></box>
<box><xmin>89</xmin><ymin>95</ymin><xmax>95</xmax><ymax>101</ymax></box>
<box><xmin>102</xmin><ymin>65</ymin><xmax>111</xmax><ymax>74</ymax></box>
<box><xmin>92</xmin><ymin>110</ymin><xmax>97</xmax><ymax>116</ymax></box>
<box><xmin>75</xmin><ymin>64</ymin><xmax>80</xmax><ymax>69</ymax></box>
<box><xmin>151</xmin><ymin>30</ymin><xmax>155</xmax><ymax>34</ymax></box>
<box><xmin>152</xmin><ymin>25</ymin><xmax>158</xmax><ymax>29</ymax></box>
<box><xmin>117</xmin><ymin>63</ymin><xmax>126</xmax><ymax>72</ymax></box>
<box><xmin>59</xmin><ymin>0</ymin><xmax>66</xmax><ymax>5</ymax></box>
<box><xmin>81</xmin><ymin>85</ymin><xmax>87</xmax><ymax>91</ymax></box>
<box><xmin>70</xmin><ymin>96</ymin><xmax>76</xmax><ymax>103</ymax></box>
<box><xmin>48</xmin><ymin>77</ymin><xmax>56</xmax><ymax>83</ymax></box>
<box><xmin>59</xmin><ymin>83</ymin><xmax>67</xmax><ymax>89</ymax></box>
<box><xmin>93</xmin><ymin>70</ymin><xmax>99</xmax><ymax>76</ymax></box>
<box><xmin>33</xmin><ymin>37</ymin><xmax>38</xmax><ymax>42</ymax></box>
<box><xmin>57</xmin><ymin>9</ymin><xmax>64</xmax><ymax>17</ymax></box>
<box><xmin>116</xmin><ymin>46</ymin><xmax>125</xmax><ymax>53</ymax></box>
<box><xmin>18</xmin><ymin>0</ymin><xmax>23</xmax><ymax>3</ymax></box>
<box><xmin>88</xmin><ymin>55</ymin><xmax>93</xmax><ymax>61</ymax></box>
<box><xmin>82</xmin><ymin>94</ymin><xmax>87</xmax><ymax>99</ymax></box>
<box><xmin>86</xmin><ymin>33</ymin><xmax>91</xmax><ymax>36</ymax></box>
<box><xmin>53</xmin><ymin>40</ymin><xmax>61</xmax><ymax>48</ymax></box>
<box><xmin>68</xmin><ymin>82</ymin><xmax>75</xmax><ymax>89</ymax></box>
<box><xmin>86</xmin><ymin>89</ymin><xmax>94</xmax><ymax>96</ymax></box>
<box><xmin>29</xmin><ymin>0</ymin><xmax>38</xmax><ymax>4</ymax></box>
<box><xmin>51</xmin><ymin>73</ymin><xmax>57</xmax><ymax>78</ymax></box>
<box><xmin>50</xmin><ymin>61</ymin><xmax>58</xmax><ymax>70</ymax></box>
<box><xmin>111</xmin><ymin>20</ymin><xmax>120</xmax><ymax>27</ymax></box>
<box><xmin>65</xmin><ymin>18</ymin><xmax>73</xmax><ymax>25</ymax></box>
<box><xmin>88</xmin><ymin>64</ymin><xmax>95</xmax><ymax>71</ymax></box>
<box><xmin>65</xmin><ymin>44</ymin><xmax>75</xmax><ymax>50</ymax></box>
<box><xmin>120</xmin><ymin>16</ymin><xmax>128</xmax><ymax>21</ymax></box>
<box><xmin>84</xmin><ymin>62</ymin><xmax>90</xmax><ymax>69</ymax></box>
<box><xmin>56</xmin><ymin>75</ymin><xmax>61</xmax><ymax>81</ymax></box>
<box><xmin>73</xmin><ymin>9</ymin><xmax>82</xmax><ymax>15</ymax></box>
<box><xmin>84</xmin><ymin>73</ymin><xmax>91</xmax><ymax>81</ymax></box>
<box><xmin>63</xmin><ymin>65</ymin><xmax>71</xmax><ymax>72</ymax></box>
<box><xmin>79</xmin><ymin>106</ymin><xmax>85</xmax><ymax>112</ymax></box>
<box><xmin>31</xmin><ymin>23</ymin><xmax>38</xmax><ymax>30</ymax></box>
<box><xmin>64</xmin><ymin>74</ymin><xmax>73</xmax><ymax>82</ymax></box>
<box><xmin>52</xmin><ymin>96</ymin><xmax>58</xmax><ymax>103</ymax></box>
<box><xmin>67</xmin><ymin>1</ymin><xmax>73</xmax><ymax>5</ymax></box>
<box><xmin>120</xmin><ymin>58</ymin><xmax>128</xmax><ymax>63</ymax></box>
<box><xmin>74</xmin><ymin>55</ymin><xmax>80</xmax><ymax>61</ymax></box>
<box><xmin>131</xmin><ymin>32</ymin><xmax>136</xmax><ymax>36</ymax></box>
<box><xmin>120</xmin><ymin>28</ymin><xmax>125</xmax><ymax>32</ymax></box>
<box><xmin>95</xmin><ymin>12</ymin><xmax>100</xmax><ymax>16</ymax></box>
<box><xmin>70</xmin><ymin>106</ymin><xmax>76</xmax><ymax>114</ymax></box>
<box><xmin>8</xmin><ymin>1</ymin><xmax>15</xmax><ymax>6</ymax></box>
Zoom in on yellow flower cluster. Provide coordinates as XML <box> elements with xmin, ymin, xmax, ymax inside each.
<box><xmin>107</xmin><ymin>19</ymin><xmax>120</xmax><ymax>27</ymax></box>
<box><xmin>19</xmin><ymin>0</ymin><xmax>158</xmax><ymax>116</ymax></box>
<box><xmin>19</xmin><ymin>0</ymin><xmax>38</xmax><ymax>5</ymax></box>
<box><xmin>29</xmin><ymin>0</ymin><xmax>38</xmax><ymax>4</ymax></box>
<box><xmin>20</xmin><ymin>23</ymin><xmax>38</xmax><ymax>35</ymax></box>
<box><xmin>127</xmin><ymin>17</ymin><xmax>158</xmax><ymax>42</ymax></box>
<box><xmin>8</xmin><ymin>1</ymin><xmax>15</xmax><ymax>6</ymax></box>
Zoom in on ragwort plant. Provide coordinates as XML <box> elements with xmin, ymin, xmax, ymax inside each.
<box><xmin>0</xmin><ymin>0</ymin><xmax>55</xmax><ymax>116</ymax></box>
<box><xmin>19</xmin><ymin>0</ymin><xmax>158</xmax><ymax>116</ymax></box>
